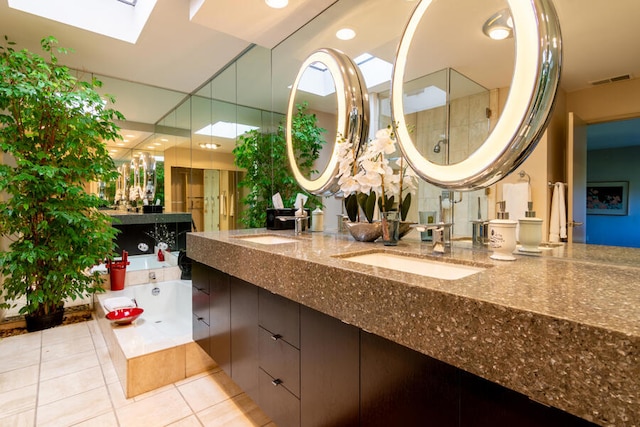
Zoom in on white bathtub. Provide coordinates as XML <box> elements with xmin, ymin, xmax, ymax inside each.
<box><xmin>96</xmin><ymin>280</ymin><xmax>215</xmax><ymax>397</ymax></box>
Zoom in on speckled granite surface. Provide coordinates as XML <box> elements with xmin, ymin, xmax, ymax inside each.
<box><xmin>187</xmin><ymin>229</ymin><xmax>640</xmax><ymax>427</ymax></box>
<box><xmin>108</xmin><ymin>211</ymin><xmax>192</xmax><ymax>225</ymax></box>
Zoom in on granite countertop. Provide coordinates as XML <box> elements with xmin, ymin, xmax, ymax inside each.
<box><xmin>187</xmin><ymin>228</ymin><xmax>640</xmax><ymax>427</ymax></box>
<box><xmin>108</xmin><ymin>211</ymin><xmax>192</xmax><ymax>225</ymax></box>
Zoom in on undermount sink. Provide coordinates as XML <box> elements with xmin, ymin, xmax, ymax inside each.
<box><xmin>339</xmin><ymin>251</ymin><xmax>485</xmax><ymax>280</ymax></box>
<box><xmin>233</xmin><ymin>235</ymin><xmax>299</xmax><ymax>245</ymax></box>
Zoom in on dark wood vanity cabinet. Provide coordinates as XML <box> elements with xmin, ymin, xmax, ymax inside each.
<box><xmin>229</xmin><ymin>276</ymin><xmax>259</xmax><ymax>401</ymax></box>
<box><xmin>191</xmin><ymin>264</ymin><xmax>210</xmax><ymax>355</ymax></box>
<box><xmin>300</xmin><ymin>305</ymin><xmax>360</xmax><ymax>427</ymax></box>
<box><xmin>192</xmin><ymin>263</ymin><xmax>597</xmax><ymax>427</ymax></box>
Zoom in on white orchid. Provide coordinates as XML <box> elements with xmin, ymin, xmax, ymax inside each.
<box><xmin>336</xmin><ymin>125</ymin><xmax>418</xmax><ymax>221</ymax></box>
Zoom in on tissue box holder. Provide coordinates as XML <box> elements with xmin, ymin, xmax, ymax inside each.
<box><xmin>266</xmin><ymin>208</ymin><xmax>311</xmax><ymax>230</ymax></box>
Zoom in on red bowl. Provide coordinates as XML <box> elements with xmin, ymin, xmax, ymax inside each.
<box><xmin>106</xmin><ymin>307</ymin><xmax>144</xmax><ymax>325</ymax></box>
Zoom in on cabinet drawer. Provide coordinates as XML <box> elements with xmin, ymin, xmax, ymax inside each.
<box><xmin>259</xmin><ymin>368</ymin><xmax>300</xmax><ymax>427</ymax></box>
<box><xmin>191</xmin><ymin>264</ymin><xmax>210</xmax><ymax>295</ymax></box>
<box><xmin>259</xmin><ymin>289</ymin><xmax>300</xmax><ymax>348</ymax></box>
<box><xmin>192</xmin><ymin>287</ymin><xmax>210</xmax><ymax>325</ymax></box>
<box><xmin>259</xmin><ymin>326</ymin><xmax>300</xmax><ymax>397</ymax></box>
<box><xmin>192</xmin><ymin>313</ymin><xmax>210</xmax><ymax>356</ymax></box>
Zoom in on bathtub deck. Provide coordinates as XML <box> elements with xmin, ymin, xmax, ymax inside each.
<box><xmin>96</xmin><ymin>280</ymin><xmax>215</xmax><ymax>398</ymax></box>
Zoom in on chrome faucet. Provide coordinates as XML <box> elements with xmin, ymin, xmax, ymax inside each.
<box><xmin>277</xmin><ymin>214</ymin><xmax>309</xmax><ymax>235</ymax></box>
<box><xmin>414</xmin><ymin>223</ymin><xmax>453</xmax><ymax>254</ymax></box>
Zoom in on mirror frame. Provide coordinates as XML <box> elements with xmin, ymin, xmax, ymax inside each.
<box><xmin>286</xmin><ymin>48</ymin><xmax>369</xmax><ymax>196</ymax></box>
<box><xmin>391</xmin><ymin>0</ymin><xmax>562</xmax><ymax>190</ymax></box>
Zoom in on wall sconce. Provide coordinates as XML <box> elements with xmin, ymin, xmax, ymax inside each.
<box><xmin>482</xmin><ymin>8</ymin><xmax>513</xmax><ymax>40</ymax></box>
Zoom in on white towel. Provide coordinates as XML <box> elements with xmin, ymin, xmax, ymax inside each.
<box><xmin>220</xmin><ymin>192</ymin><xmax>227</xmax><ymax>216</ymax></box>
<box><xmin>104</xmin><ymin>297</ymin><xmax>136</xmax><ymax>312</ymax></box>
<box><xmin>502</xmin><ymin>182</ymin><xmax>530</xmax><ymax>240</ymax></box>
<box><xmin>549</xmin><ymin>182</ymin><xmax>567</xmax><ymax>242</ymax></box>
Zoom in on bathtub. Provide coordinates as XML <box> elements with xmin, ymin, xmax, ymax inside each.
<box><xmin>96</xmin><ymin>280</ymin><xmax>215</xmax><ymax>398</ymax></box>
<box><xmin>100</xmin><ymin>253</ymin><xmax>182</xmax><ymax>289</ymax></box>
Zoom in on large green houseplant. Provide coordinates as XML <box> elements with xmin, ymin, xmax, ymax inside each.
<box><xmin>0</xmin><ymin>36</ymin><xmax>122</xmax><ymax>331</ymax></box>
<box><xmin>233</xmin><ymin>102</ymin><xmax>325</xmax><ymax>228</ymax></box>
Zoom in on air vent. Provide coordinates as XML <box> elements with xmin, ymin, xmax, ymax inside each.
<box><xmin>589</xmin><ymin>74</ymin><xmax>632</xmax><ymax>86</ymax></box>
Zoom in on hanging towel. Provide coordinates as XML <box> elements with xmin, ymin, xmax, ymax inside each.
<box><xmin>220</xmin><ymin>191</ymin><xmax>227</xmax><ymax>216</ymax></box>
<box><xmin>502</xmin><ymin>182</ymin><xmax>529</xmax><ymax>240</ymax></box>
<box><xmin>549</xmin><ymin>182</ymin><xmax>567</xmax><ymax>242</ymax></box>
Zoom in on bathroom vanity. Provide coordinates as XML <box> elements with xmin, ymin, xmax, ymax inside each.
<box><xmin>187</xmin><ymin>229</ymin><xmax>639</xmax><ymax>427</ymax></box>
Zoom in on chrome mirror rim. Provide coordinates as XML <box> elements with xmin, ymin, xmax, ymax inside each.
<box><xmin>391</xmin><ymin>0</ymin><xmax>562</xmax><ymax>190</ymax></box>
<box><xmin>286</xmin><ymin>48</ymin><xmax>369</xmax><ymax>196</ymax></box>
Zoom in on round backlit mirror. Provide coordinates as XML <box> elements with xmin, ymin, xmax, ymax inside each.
<box><xmin>286</xmin><ymin>48</ymin><xmax>369</xmax><ymax>196</ymax></box>
<box><xmin>392</xmin><ymin>0</ymin><xmax>562</xmax><ymax>190</ymax></box>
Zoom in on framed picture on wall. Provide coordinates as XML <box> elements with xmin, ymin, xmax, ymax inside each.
<box><xmin>587</xmin><ymin>181</ymin><xmax>629</xmax><ymax>215</ymax></box>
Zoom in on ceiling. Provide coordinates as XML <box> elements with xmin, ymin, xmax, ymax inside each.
<box><xmin>1</xmin><ymin>0</ymin><xmax>640</xmax><ymax>155</ymax></box>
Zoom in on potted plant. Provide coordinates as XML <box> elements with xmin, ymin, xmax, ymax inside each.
<box><xmin>233</xmin><ymin>102</ymin><xmax>325</xmax><ymax>228</ymax></box>
<box><xmin>0</xmin><ymin>36</ymin><xmax>122</xmax><ymax>331</ymax></box>
<box><xmin>336</xmin><ymin>125</ymin><xmax>417</xmax><ymax>241</ymax></box>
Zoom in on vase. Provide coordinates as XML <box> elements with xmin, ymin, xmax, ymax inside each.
<box><xmin>381</xmin><ymin>211</ymin><xmax>400</xmax><ymax>246</ymax></box>
<box><xmin>345</xmin><ymin>221</ymin><xmax>382</xmax><ymax>242</ymax></box>
<box><xmin>25</xmin><ymin>305</ymin><xmax>64</xmax><ymax>332</ymax></box>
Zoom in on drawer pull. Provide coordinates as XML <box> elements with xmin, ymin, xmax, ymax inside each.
<box><xmin>271</xmin><ymin>334</ymin><xmax>282</xmax><ymax>341</ymax></box>
<box><xmin>271</xmin><ymin>378</ymin><xmax>283</xmax><ymax>387</ymax></box>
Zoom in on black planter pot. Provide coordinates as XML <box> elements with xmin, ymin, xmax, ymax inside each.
<box><xmin>25</xmin><ymin>306</ymin><xmax>64</xmax><ymax>332</ymax></box>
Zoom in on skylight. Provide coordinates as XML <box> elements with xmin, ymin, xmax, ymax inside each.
<box><xmin>195</xmin><ymin>121</ymin><xmax>259</xmax><ymax>139</ymax></box>
<box><xmin>8</xmin><ymin>0</ymin><xmax>157</xmax><ymax>44</ymax></box>
<box><xmin>295</xmin><ymin>53</ymin><xmax>393</xmax><ymax>97</ymax></box>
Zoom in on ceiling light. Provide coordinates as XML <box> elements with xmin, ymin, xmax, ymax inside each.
<box><xmin>265</xmin><ymin>0</ymin><xmax>288</xmax><ymax>9</ymax></box>
<box><xmin>200</xmin><ymin>143</ymin><xmax>220</xmax><ymax>150</ymax></box>
<box><xmin>160</xmin><ymin>138</ymin><xmax>169</xmax><ymax>142</ymax></box>
<box><xmin>336</xmin><ymin>28</ymin><xmax>356</xmax><ymax>41</ymax></box>
<box><xmin>482</xmin><ymin>9</ymin><xmax>513</xmax><ymax>40</ymax></box>
<box><xmin>195</xmin><ymin>121</ymin><xmax>259</xmax><ymax>139</ymax></box>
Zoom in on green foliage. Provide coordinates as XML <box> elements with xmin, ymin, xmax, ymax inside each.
<box><xmin>0</xmin><ymin>36</ymin><xmax>123</xmax><ymax>316</ymax></box>
<box><xmin>400</xmin><ymin>193</ymin><xmax>411</xmax><ymax>221</ymax></box>
<box><xmin>233</xmin><ymin>103</ymin><xmax>325</xmax><ymax>228</ymax></box>
<box><xmin>345</xmin><ymin>194</ymin><xmax>358</xmax><ymax>222</ymax></box>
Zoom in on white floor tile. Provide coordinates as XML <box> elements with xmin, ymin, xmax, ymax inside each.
<box><xmin>36</xmin><ymin>386</ymin><xmax>112</xmax><ymax>427</ymax></box>
<box><xmin>0</xmin><ymin>347</ymin><xmax>40</xmax><ymax>375</ymax></box>
<box><xmin>71</xmin><ymin>410</ymin><xmax>119</xmax><ymax>427</ymax></box>
<box><xmin>167</xmin><ymin>414</ymin><xmax>203</xmax><ymax>427</ymax></box>
<box><xmin>0</xmin><ymin>364</ymin><xmax>39</xmax><ymax>394</ymax></box>
<box><xmin>116</xmin><ymin>387</ymin><xmax>193</xmax><ymax>427</ymax></box>
<box><xmin>196</xmin><ymin>393</ymin><xmax>271</xmax><ymax>427</ymax></box>
<box><xmin>41</xmin><ymin>335</ymin><xmax>94</xmax><ymax>362</ymax></box>
<box><xmin>38</xmin><ymin>365</ymin><xmax>104</xmax><ymax>406</ymax></box>
<box><xmin>41</xmin><ymin>322</ymin><xmax>90</xmax><ymax>346</ymax></box>
<box><xmin>0</xmin><ymin>408</ymin><xmax>35</xmax><ymax>427</ymax></box>
<box><xmin>0</xmin><ymin>331</ymin><xmax>41</xmax><ymax>357</ymax></box>
<box><xmin>178</xmin><ymin>370</ymin><xmax>242</xmax><ymax>413</ymax></box>
<box><xmin>39</xmin><ymin>349</ymin><xmax>99</xmax><ymax>381</ymax></box>
<box><xmin>0</xmin><ymin>384</ymin><xmax>37</xmax><ymax>419</ymax></box>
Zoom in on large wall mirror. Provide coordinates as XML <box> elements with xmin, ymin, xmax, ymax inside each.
<box><xmin>286</xmin><ymin>48</ymin><xmax>369</xmax><ymax>196</ymax></box>
<box><xmin>104</xmin><ymin>0</ymin><xmax>547</xmax><ymax>237</ymax></box>
<box><xmin>392</xmin><ymin>0</ymin><xmax>561</xmax><ymax>190</ymax></box>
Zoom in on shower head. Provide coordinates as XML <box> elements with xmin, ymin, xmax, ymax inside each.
<box><xmin>433</xmin><ymin>139</ymin><xmax>445</xmax><ymax>153</ymax></box>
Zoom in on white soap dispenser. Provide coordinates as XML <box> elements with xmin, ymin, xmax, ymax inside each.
<box><xmin>311</xmin><ymin>207</ymin><xmax>324</xmax><ymax>232</ymax></box>
<box><xmin>518</xmin><ymin>202</ymin><xmax>543</xmax><ymax>253</ymax></box>
<box><xmin>489</xmin><ymin>201</ymin><xmax>517</xmax><ymax>261</ymax></box>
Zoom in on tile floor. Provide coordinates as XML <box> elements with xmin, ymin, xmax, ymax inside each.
<box><xmin>0</xmin><ymin>319</ymin><xmax>274</xmax><ymax>427</ymax></box>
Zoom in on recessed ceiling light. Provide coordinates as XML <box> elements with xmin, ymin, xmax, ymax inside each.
<box><xmin>147</xmin><ymin>146</ymin><xmax>155</xmax><ymax>149</ymax></box>
<box><xmin>265</xmin><ymin>0</ymin><xmax>288</xmax><ymax>9</ymax></box>
<box><xmin>482</xmin><ymin>9</ymin><xmax>513</xmax><ymax>40</ymax></box>
<box><xmin>153</xmin><ymin>142</ymin><xmax>162</xmax><ymax>146</ymax></box>
<box><xmin>117</xmin><ymin>142</ymin><xmax>125</xmax><ymax>146</ymax></box>
<box><xmin>122</xmin><ymin>139</ymin><xmax>129</xmax><ymax>143</ymax></box>
<box><xmin>160</xmin><ymin>138</ymin><xmax>169</xmax><ymax>142</ymax></box>
<box><xmin>336</xmin><ymin>28</ymin><xmax>356</xmax><ymax>41</ymax></box>
<box><xmin>200</xmin><ymin>143</ymin><xmax>221</xmax><ymax>150</ymax></box>
<box><xmin>125</xmin><ymin>134</ymin><xmax>135</xmax><ymax>138</ymax></box>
